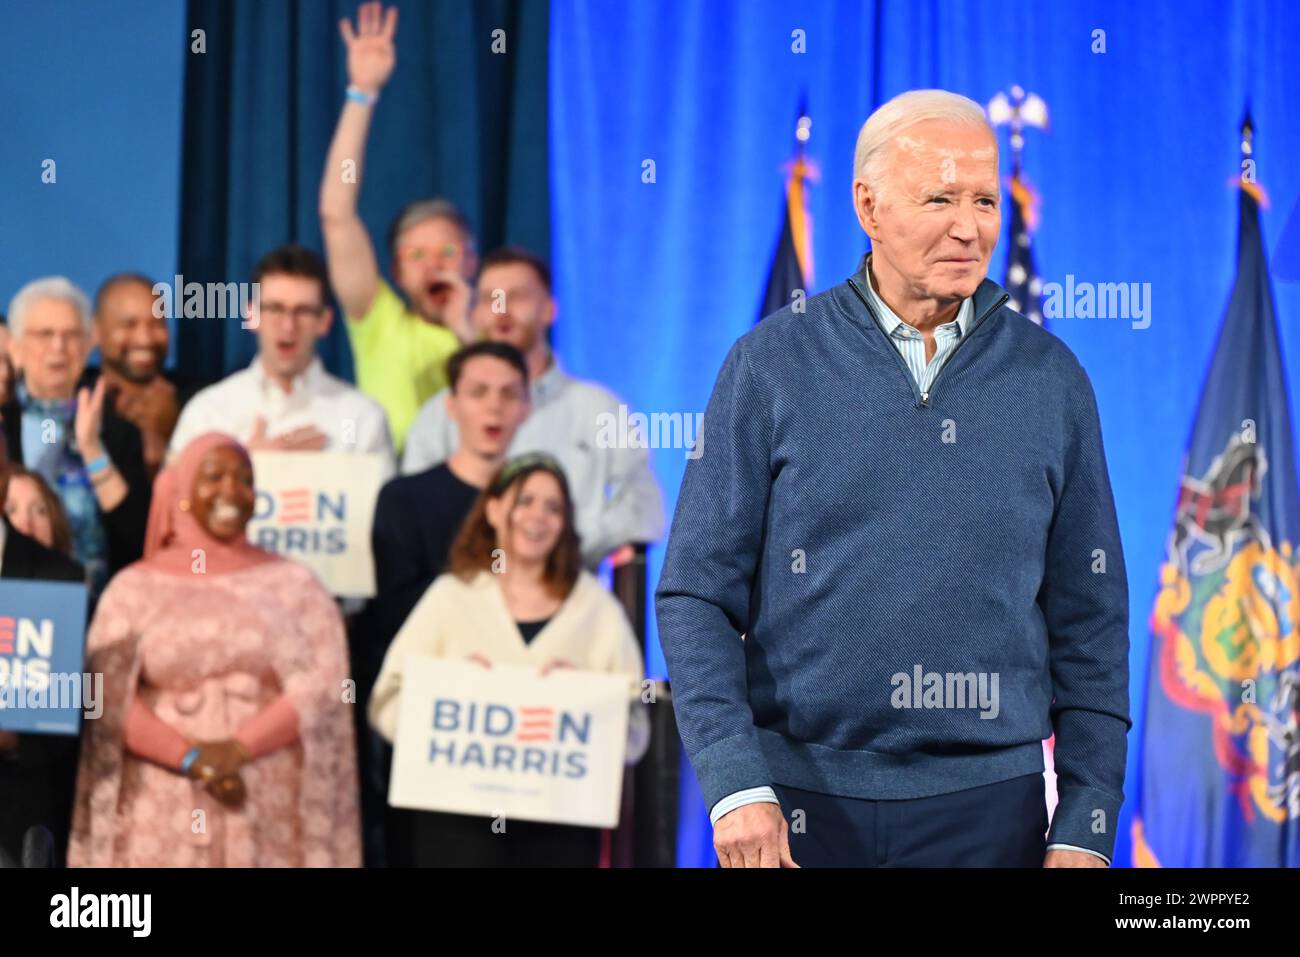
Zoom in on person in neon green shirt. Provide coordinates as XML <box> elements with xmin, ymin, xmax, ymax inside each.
<box><xmin>319</xmin><ymin>2</ymin><xmax>475</xmax><ymax>453</ymax></box>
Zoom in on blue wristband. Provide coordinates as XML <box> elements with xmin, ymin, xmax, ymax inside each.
<box><xmin>345</xmin><ymin>85</ymin><xmax>378</xmax><ymax>106</ymax></box>
<box><xmin>85</xmin><ymin>453</ymin><xmax>110</xmax><ymax>476</ymax></box>
<box><xmin>179</xmin><ymin>746</ymin><xmax>201</xmax><ymax>775</ymax></box>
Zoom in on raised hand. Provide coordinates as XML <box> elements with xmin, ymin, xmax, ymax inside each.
<box><xmin>74</xmin><ymin>376</ymin><xmax>108</xmax><ymax>462</ymax></box>
<box><xmin>340</xmin><ymin>2</ymin><xmax>398</xmax><ymax>96</ymax></box>
<box><xmin>431</xmin><ymin>270</ymin><xmax>474</xmax><ymax>343</ymax></box>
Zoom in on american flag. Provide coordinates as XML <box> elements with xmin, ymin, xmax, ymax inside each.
<box><xmin>1004</xmin><ymin>173</ymin><xmax>1045</xmax><ymax>326</ymax></box>
<box><xmin>758</xmin><ymin>101</ymin><xmax>815</xmax><ymax>322</ymax></box>
<box><xmin>988</xmin><ymin>86</ymin><xmax>1048</xmax><ymax>328</ymax></box>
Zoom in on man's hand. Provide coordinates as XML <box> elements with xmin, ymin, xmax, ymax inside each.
<box><xmin>714</xmin><ymin>801</ymin><xmax>798</xmax><ymax>868</ymax></box>
<box><xmin>116</xmin><ymin>379</ymin><xmax>180</xmax><ymax>471</ymax></box>
<box><xmin>0</xmin><ymin>730</ymin><xmax>18</xmax><ymax>753</ymax></box>
<box><xmin>115</xmin><ymin>378</ymin><xmax>179</xmax><ymax>435</ymax></box>
<box><xmin>246</xmin><ymin>416</ymin><xmax>329</xmax><ymax>452</ymax></box>
<box><xmin>1044</xmin><ymin>848</ymin><xmax>1107</xmax><ymax>868</ymax></box>
<box><xmin>431</xmin><ymin>270</ymin><xmax>474</xmax><ymax>342</ymax></box>
<box><xmin>340</xmin><ymin>2</ymin><xmax>398</xmax><ymax>96</ymax></box>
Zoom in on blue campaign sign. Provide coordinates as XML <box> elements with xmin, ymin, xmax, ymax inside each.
<box><xmin>0</xmin><ymin>579</ymin><xmax>90</xmax><ymax>735</ymax></box>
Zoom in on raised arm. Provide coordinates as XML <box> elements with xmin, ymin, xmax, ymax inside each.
<box><xmin>319</xmin><ymin>2</ymin><xmax>398</xmax><ymax>320</ymax></box>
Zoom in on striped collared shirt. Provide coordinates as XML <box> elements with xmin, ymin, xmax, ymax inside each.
<box><xmin>862</xmin><ymin>269</ymin><xmax>974</xmax><ymax>395</ymax></box>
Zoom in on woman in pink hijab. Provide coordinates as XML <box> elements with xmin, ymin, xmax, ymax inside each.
<box><xmin>68</xmin><ymin>432</ymin><xmax>361</xmax><ymax>867</ymax></box>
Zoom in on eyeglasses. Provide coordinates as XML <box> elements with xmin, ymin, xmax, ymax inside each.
<box><xmin>23</xmin><ymin>327</ymin><xmax>87</xmax><ymax>348</ymax></box>
<box><xmin>258</xmin><ymin>302</ymin><xmax>325</xmax><ymax>321</ymax></box>
<box><xmin>397</xmin><ymin>243</ymin><xmax>462</xmax><ymax>263</ymax></box>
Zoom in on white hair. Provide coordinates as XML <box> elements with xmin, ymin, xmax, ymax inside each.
<box><xmin>6</xmin><ymin>276</ymin><xmax>92</xmax><ymax>339</ymax></box>
<box><xmin>853</xmin><ymin>89</ymin><xmax>994</xmax><ymax>196</ymax></box>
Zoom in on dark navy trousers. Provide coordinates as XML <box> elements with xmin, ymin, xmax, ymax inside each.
<box><xmin>773</xmin><ymin>773</ymin><xmax>1048</xmax><ymax>867</ymax></box>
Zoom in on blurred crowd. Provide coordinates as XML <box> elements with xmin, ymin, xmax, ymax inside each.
<box><xmin>0</xmin><ymin>2</ymin><xmax>664</xmax><ymax>869</ymax></box>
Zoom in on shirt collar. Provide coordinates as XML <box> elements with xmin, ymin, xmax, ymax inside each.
<box><xmin>250</xmin><ymin>355</ymin><xmax>324</xmax><ymax>396</ymax></box>
<box><xmin>17</xmin><ymin>379</ymin><xmax>77</xmax><ymax>417</ymax></box>
<box><xmin>863</xmin><ymin>254</ymin><xmax>973</xmax><ymax>339</ymax></box>
<box><xmin>531</xmin><ymin>354</ymin><xmax>568</xmax><ymax>404</ymax></box>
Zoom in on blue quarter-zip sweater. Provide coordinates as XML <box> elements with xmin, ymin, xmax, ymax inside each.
<box><xmin>656</xmin><ymin>258</ymin><xmax>1131</xmax><ymax>858</ymax></box>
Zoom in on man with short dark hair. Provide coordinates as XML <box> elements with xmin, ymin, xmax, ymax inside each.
<box><xmin>402</xmin><ymin>246</ymin><xmax>666</xmax><ymax>566</ymax></box>
<box><xmin>318</xmin><ymin>2</ymin><xmax>475</xmax><ymax>454</ymax></box>
<box><xmin>371</xmin><ymin>340</ymin><xmax>530</xmax><ymax>641</ymax></box>
<box><xmin>92</xmin><ymin>273</ymin><xmax>185</xmax><ymax>475</ymax></box>
<box><xmin>169</xmin><ymin>244</ymin><xmax>394</xmax><ymax>473</ymax></box>
<box><xmin>362</xmin><ymin>339</ymin><xmax>530</xmax><ymax>866</ymax></box>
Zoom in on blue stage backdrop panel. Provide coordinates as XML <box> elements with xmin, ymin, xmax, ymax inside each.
<box><xmin>0</xmin><ymin>0</ymin><xmax>185</xmax><ymax>361</ymax></box>
<box><xmin>549</xmin><ymin>0</ymin><xmax>1300</xmax><ymax>867</ymax></box>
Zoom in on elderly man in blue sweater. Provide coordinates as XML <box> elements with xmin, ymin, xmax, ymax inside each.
<box><xmin>656</xmin><ymin>89</ymin><xmax>1129</xmax><ymax>868</ymax></box>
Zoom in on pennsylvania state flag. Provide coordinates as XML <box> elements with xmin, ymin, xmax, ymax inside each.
<box><xmin>1133</xmin><ymin>174</ymin><xmax>1300</xmax><ymax>867</ymax></box>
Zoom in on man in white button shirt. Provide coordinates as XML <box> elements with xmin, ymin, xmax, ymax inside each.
<box><xmin>401</xmin><ymin>246</ymin><xmax>664</xmax><ymax>566</ymax></box>
<box><xmin>169</xmin><ymin>244</ymin><xmax>395</xmax><ymax>479</ymax></box>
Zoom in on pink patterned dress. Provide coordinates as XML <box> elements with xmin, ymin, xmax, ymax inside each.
<box><xmin>68</xmin><ymin>559</ymin><xmax>361</xmax><ymax>867</ymax></box>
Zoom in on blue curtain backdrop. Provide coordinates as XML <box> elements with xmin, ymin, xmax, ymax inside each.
<box><xmin>176</xmin><ymin>0</ymin><xmax>550</xmax><ymax>384</ymax></box>
<box><xmin>549</xmin><ymin>0</ymin><xmax>1300</xmax><ymax>866</ymax></box>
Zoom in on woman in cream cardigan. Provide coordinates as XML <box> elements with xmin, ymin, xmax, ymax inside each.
<box><xmin>369</xmin><ymin>452</ymin><xmax>648</xmax><ymax>867</ymax></box>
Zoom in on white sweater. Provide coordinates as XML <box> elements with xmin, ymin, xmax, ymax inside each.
<box><xmin>369</xmin><ymin>570</ymin><xmax>648</xmax><ymax>759</ymax></box>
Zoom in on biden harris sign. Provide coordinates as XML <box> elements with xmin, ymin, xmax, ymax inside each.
<box><xmin>389</xmin><ymin>658</ymin><xmax>631</xmax><ymax>829</ymax></box>
<box><xmin>246</xmin><ymin>451</ymin><xmax>384</xmax><ymax>599</ymax></box>
<box><xmin>0</xmin><ymin>579</ymin><xmax>90</xmax><ymax>735</ymax></box>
